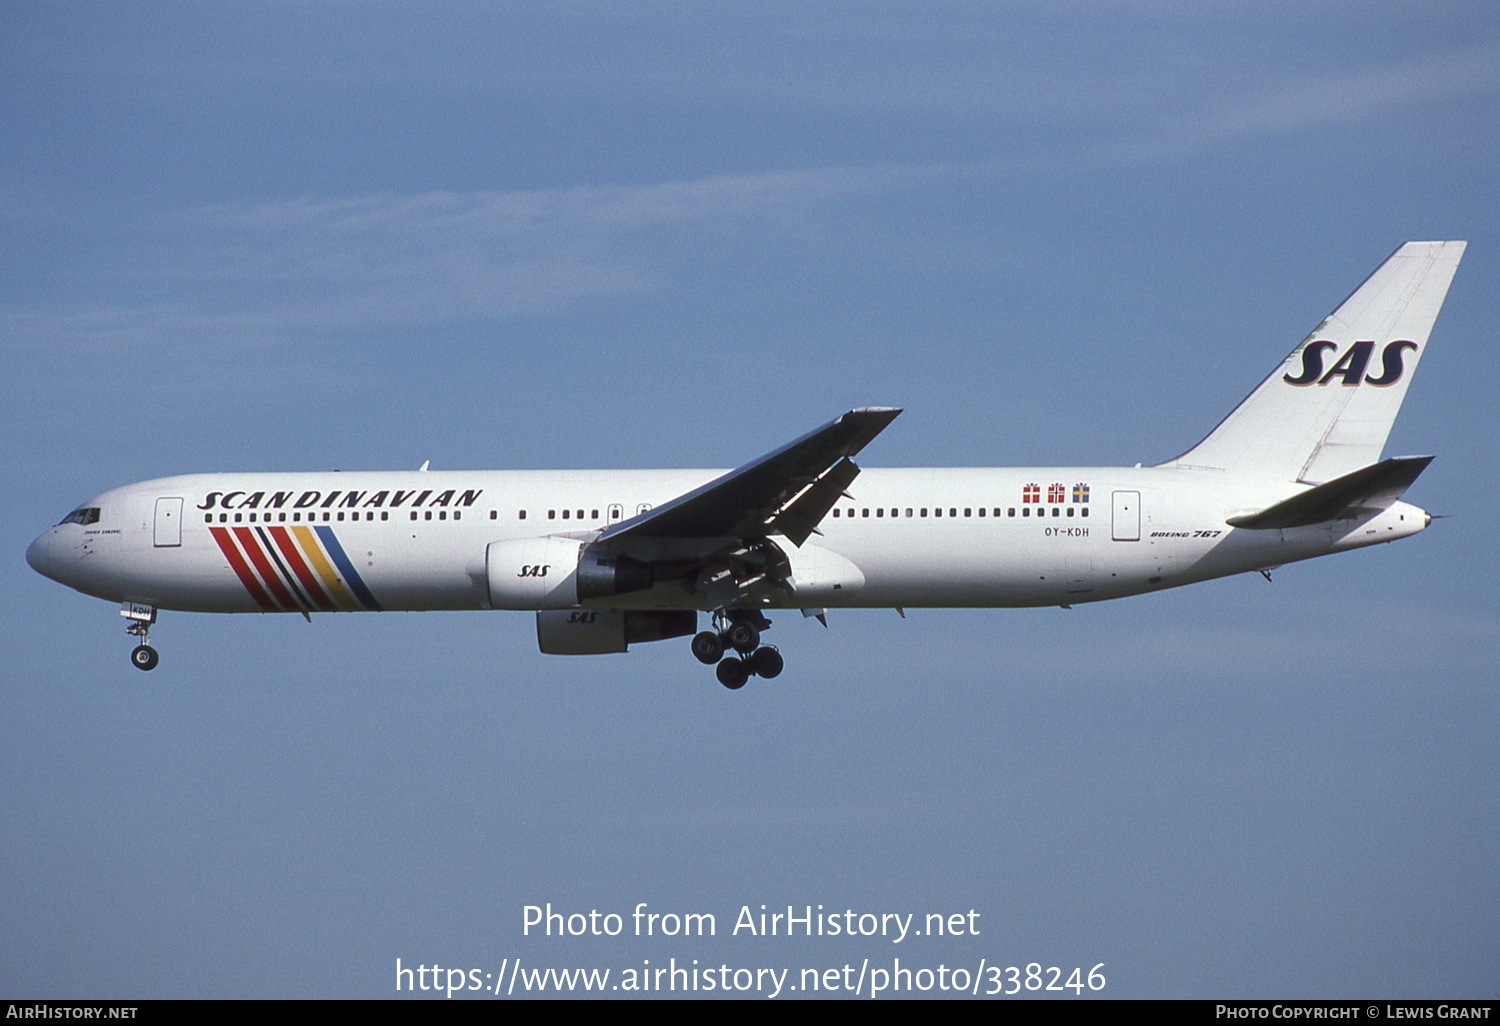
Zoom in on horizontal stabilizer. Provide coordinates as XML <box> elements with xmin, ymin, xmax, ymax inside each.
<box><xmin>1226</xmin><ymin>455</ymin><xmax>1432</xmax><ymax>530</ymax></box>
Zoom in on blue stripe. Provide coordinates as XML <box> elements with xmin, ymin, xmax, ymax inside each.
<box><xmin>314</xmin><ymin>526</ymin><xmax>384</xmax><ymax>611</ymax></box>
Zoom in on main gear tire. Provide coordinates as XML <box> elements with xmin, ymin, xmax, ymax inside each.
<box><xmin>725</xmin><ymin>622</ymin><xmax>760</xmax><ymax>653</ymax></box>
<box><xmin>716</xmin><ymin>657</ymin><xmax>749</xmax><ymax>690</ymax></box>
<box><xmin>750</xmin><ymin>646</ymin><xmax>783</xmax><ymax>679</ymax></box>
<box><xmin>691</xmin><ymin>631</ymin><xmax>724</xmax><ymax>665</ymax></box>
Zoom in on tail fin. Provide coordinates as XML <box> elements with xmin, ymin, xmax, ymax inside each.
<box><xmin>1161</xmin><ymin>241</ymin><xmax>1465</xmax><ymax>483</ymax></box>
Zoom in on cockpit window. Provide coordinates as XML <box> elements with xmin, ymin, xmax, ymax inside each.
<box><xmin>57</xmin><ymin>507</ymin><xmax>101</xmax><ymax>526</ymax></box>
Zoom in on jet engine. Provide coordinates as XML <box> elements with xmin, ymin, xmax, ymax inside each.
<box><xmin>486</xmin><ymin>537</ymin><xmax>657</xmax><ymax>610</ymax></box>
<box><xmin>536</xmin><ymin>609</ymin><xmax>697</xmax><ymax>655</ymax></box>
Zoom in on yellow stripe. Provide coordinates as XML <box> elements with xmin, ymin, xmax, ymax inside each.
<box><xmin>292</xmin><ymin>525</ymin><xmax>357</xmax><ymax>609</ymax></box>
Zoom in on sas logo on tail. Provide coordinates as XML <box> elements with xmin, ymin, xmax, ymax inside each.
<box><xmin>1283</xmin><ymin>339</ymin><xmax>1417</xmax><ymax>387</ymax></box>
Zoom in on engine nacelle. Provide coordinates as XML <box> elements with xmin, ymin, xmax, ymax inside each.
<box><xmin>487</xmin><ymin>537</ymin><xmax>658</xmax><ymax>610</ymax></box>
<box><xmin>485</xmin><ymin>536</ymin><xmax>585</xmax><ymax>610</ymax></box>
<box><xmin>536</xmin><ymin>609</ymin><xmax>697</xmax><ymax>655</ymax></box>
<box><xmin>576</xmin><ymin>548</ymin><xmax>655</xmax><ymax>601</ymax></box>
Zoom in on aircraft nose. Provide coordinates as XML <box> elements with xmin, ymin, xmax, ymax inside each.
<box><xmin>25</xmin><ymin>530</ymin><xmax>52</xmax><ymax>578</ymax></box>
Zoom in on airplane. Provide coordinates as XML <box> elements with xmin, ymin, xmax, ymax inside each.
<box><xmin>27</xmin><ymin>241</ymin><xmax>1464</xmax><ymax>689</ymax></box>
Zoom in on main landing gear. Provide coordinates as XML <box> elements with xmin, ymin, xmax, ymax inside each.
<box><xmin>691</xmin><ymin>611</ymin><xmax>784</xmax><ymax>690</ymax></box>
<box><xmin>122</xmin><ymin>602</ymin><xmax>159</xmax><ymax>671</ymax></box>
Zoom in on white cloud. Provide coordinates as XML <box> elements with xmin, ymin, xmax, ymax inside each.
<box><xmin>1100</xmin><ymin>43</ymin><xmax>1500</xmax><ymax>165</ymax></box>
<box><xmin>2</xmin><ymin>166</ymin><xmax>928</xmax><ymax>352</ymax></box>
<box><xmin>177</xmin><ymin>169</ymin><xmax>909</xmax><ymax>314</ymax></box>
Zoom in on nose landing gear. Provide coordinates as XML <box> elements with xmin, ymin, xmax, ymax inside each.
<box><xmin>695</xmin><ymin>611</ymin><xmax>783</xmax><ymax>689</ymax></box>
<box><xmin>122</xmin><ymin>602</ymin><xmax>159</xmax><ymax>671</ymax></box>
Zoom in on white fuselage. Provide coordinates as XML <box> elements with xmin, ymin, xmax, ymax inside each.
<box><xmin>26</xmin><ymin>466</ymin><xmax>1428</xmax><ymax>616</ymax></box>
<box><xmin>24</xmin><ymin>243</ymin><xmax>1460</xmax><ymax>678</ymax></box>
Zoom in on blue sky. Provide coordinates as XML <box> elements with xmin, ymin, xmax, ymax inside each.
<box><xmin>3</xmin><ymin>1</ymin><xmax>1497</xmax><ymax>999</ymax></box>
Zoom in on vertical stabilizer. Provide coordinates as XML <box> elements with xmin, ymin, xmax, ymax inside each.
<box><xmin>1161</xmin><ymin>241</ymin><xmax>1464</xmax><ymax>483</ymax></box>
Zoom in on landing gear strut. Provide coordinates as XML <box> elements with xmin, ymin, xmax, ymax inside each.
<box><xmin>123</xmin><ymin>602</ymin><xmax>159</xmax><ymax>671</ymax></box>
<box><xmin>696</xmin><ymin>611</ymin><xmax>783</xmax><ymax>689</ymax></box>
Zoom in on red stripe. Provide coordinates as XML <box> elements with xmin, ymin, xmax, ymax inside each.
<box><xmin>267</xmin><ymin>526</ymin><xmax>335</xmax><ymax>611</ymax></box>
<box><xmin>232</xmin><ymin>527</ymin><xmax>299</xmax><ymax>611</ymax></box>
<box><xmin>210</xmin><ymin>527</ymin><xmax>277</xmax><ymax>611</ymax></box>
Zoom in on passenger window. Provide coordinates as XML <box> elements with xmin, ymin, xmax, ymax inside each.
<box><xmin>381</xmin><ymin>512</ymin><xmax>388</xmax><ymax>521</ymax></box>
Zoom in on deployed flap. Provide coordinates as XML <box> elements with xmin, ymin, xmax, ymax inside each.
<box><xmin>598</xmin><ymin>408</ymin><xmax>901</xmax><ymax>544</ymax></box>
<box><xmin>1226</xmin><ymin>455</ymin><xmax>1432</xmax><ymax>530</ymax></box>
<box><xmin>771</xmin><ymin>457</ymin><xmax>860</xmax><ymax>546</ymax></box>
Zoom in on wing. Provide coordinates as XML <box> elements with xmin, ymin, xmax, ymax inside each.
<box><xmin>597</xmin><ymin>407</ymin><xmax>901</xmax><ymax>560</ymax></box>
